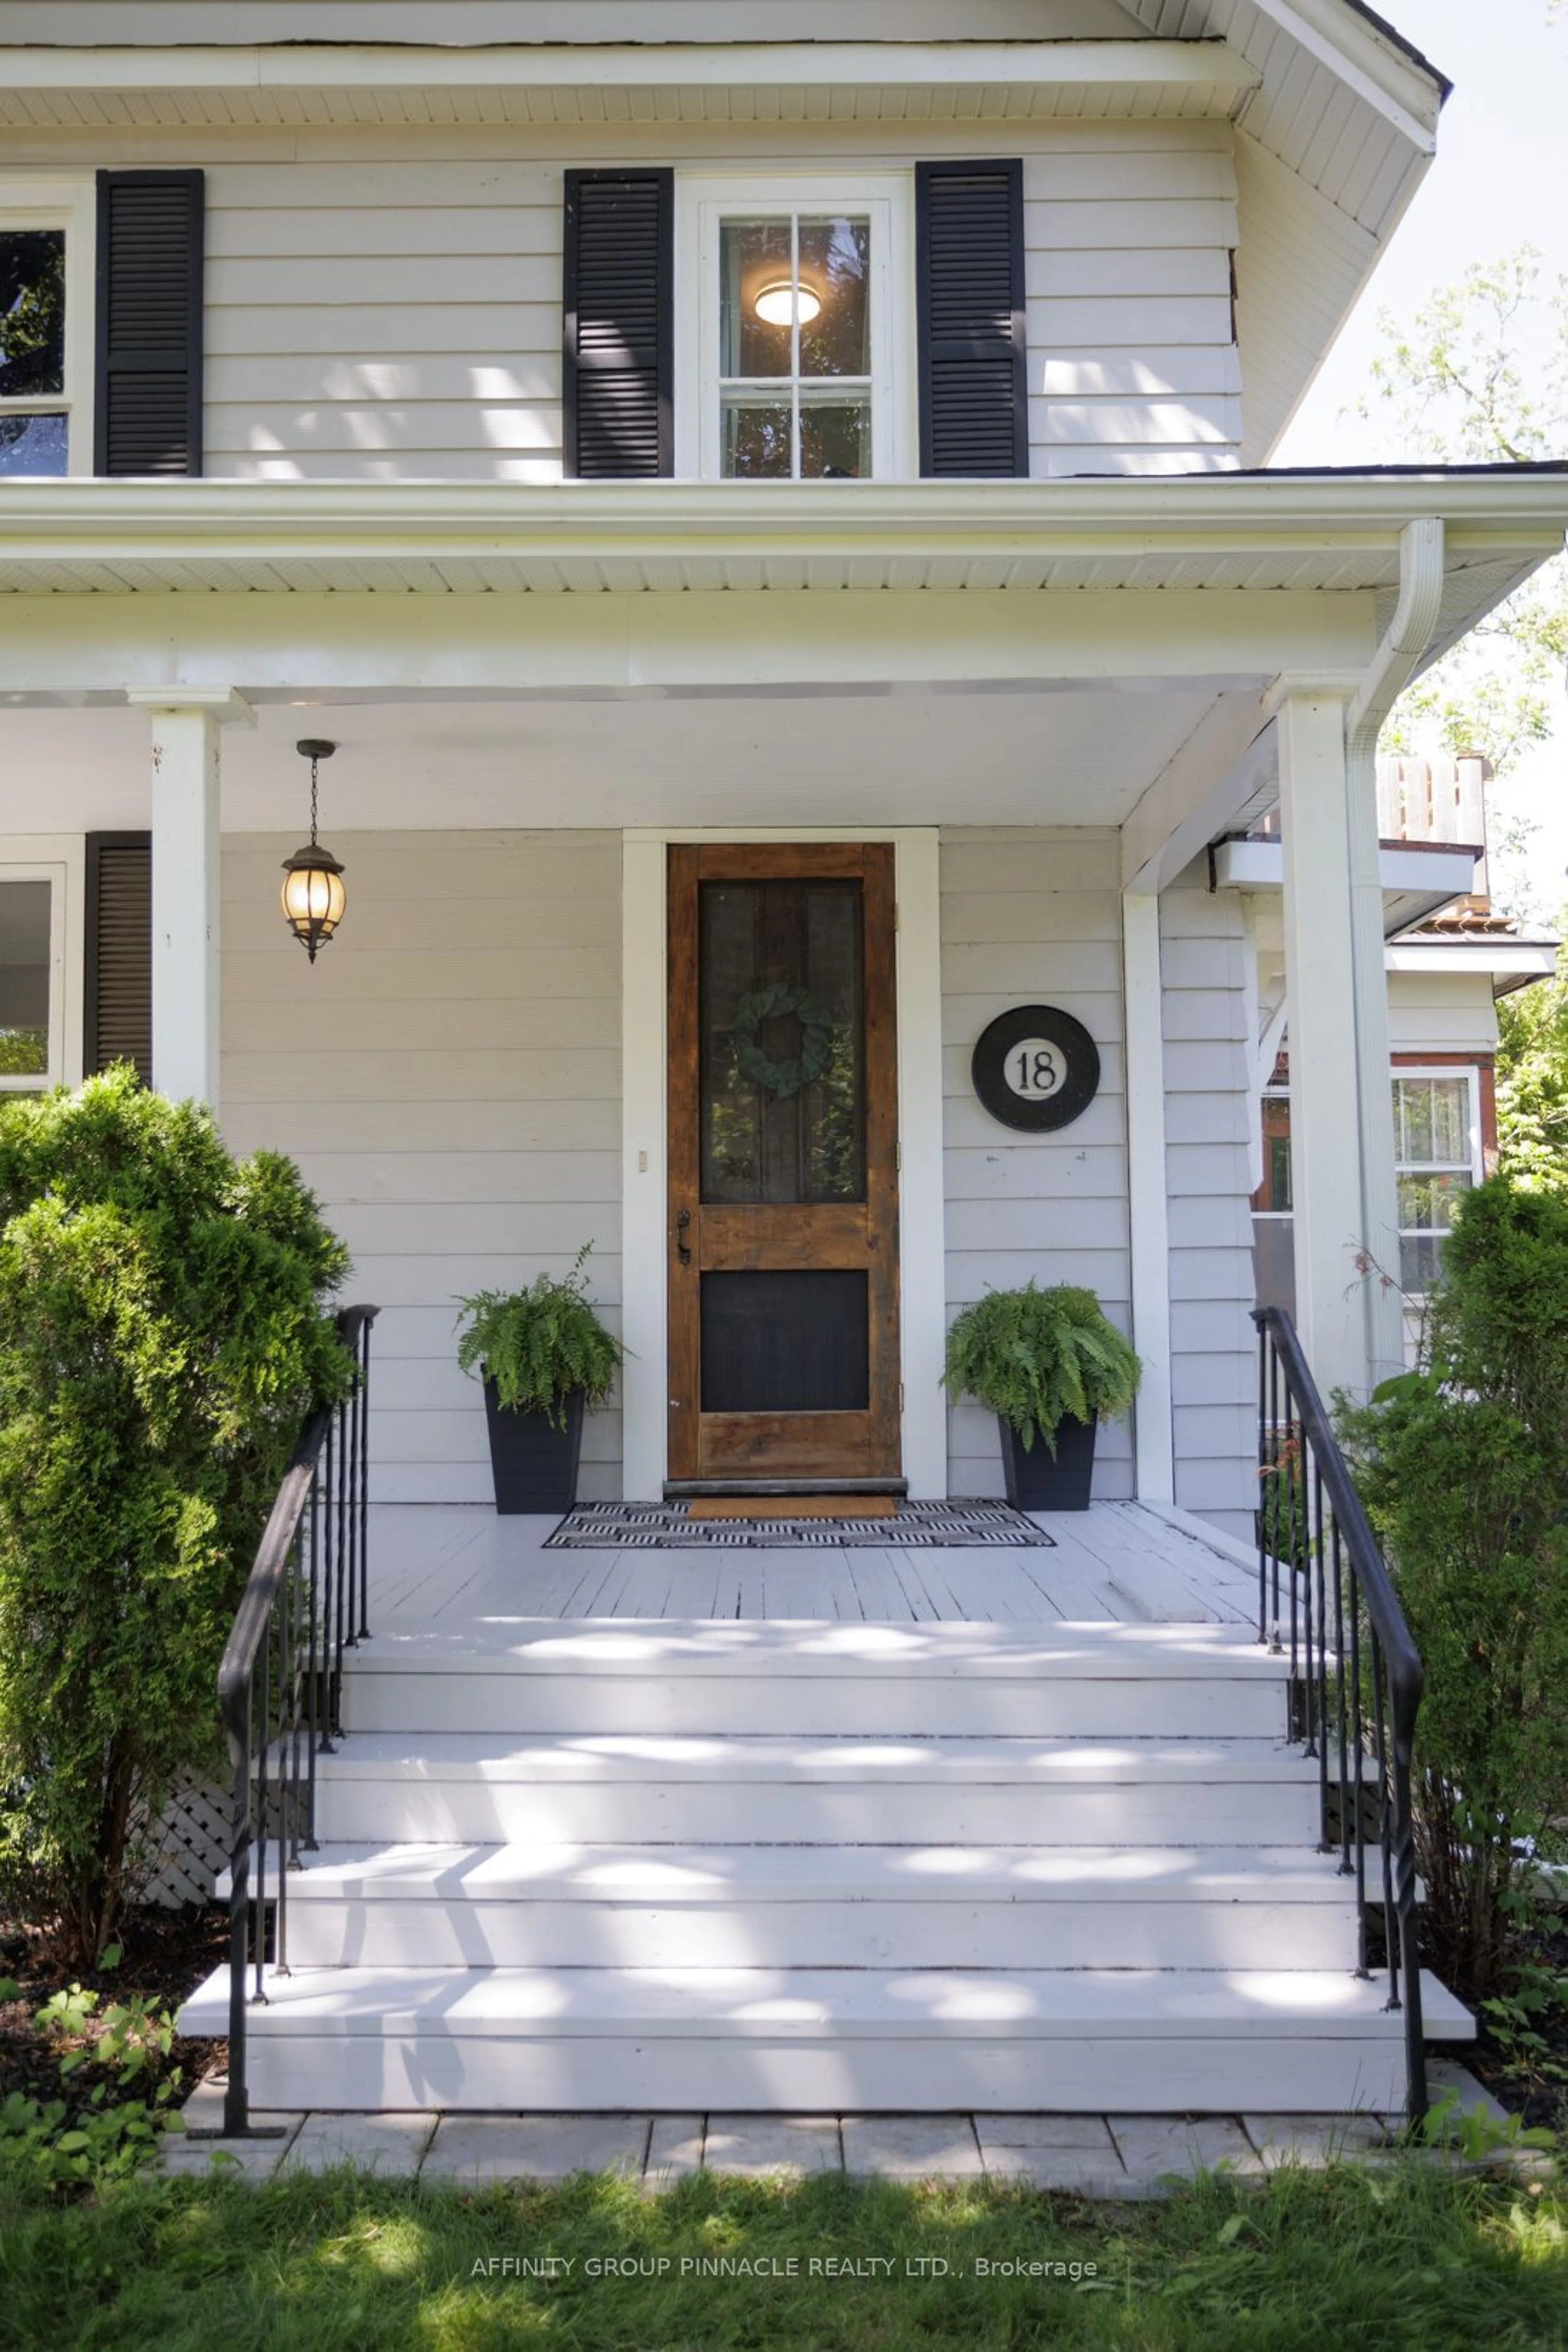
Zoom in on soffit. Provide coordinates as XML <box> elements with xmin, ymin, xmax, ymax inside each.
<box><xmin>0</xmin><ymin>476</ymin><xmax>1560</xmax><ymax>613</ymax></box>
<box><xmin>0</xmin><ymin>41</ymin><xmax>1256</xmax><ymax>129</ymax></box>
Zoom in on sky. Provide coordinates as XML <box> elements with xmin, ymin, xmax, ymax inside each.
<box><xmin>1275</xmin><ymin>0</ymin><xmax>1568</xmax><ymax>921</ymax></box>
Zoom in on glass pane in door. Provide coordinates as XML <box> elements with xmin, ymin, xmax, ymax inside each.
<box><xmin>699</xmin><ymin>878</ymin><xmax>865</xmax><ymax>1205</ymax></box>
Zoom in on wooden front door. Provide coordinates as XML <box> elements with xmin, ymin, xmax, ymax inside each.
<box><xmin>667</xmin><ymin>843</ymin><xmax>901</xmax><ymax>1487</ymax></box>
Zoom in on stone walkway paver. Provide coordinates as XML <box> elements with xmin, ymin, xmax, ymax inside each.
<box><xmin>165</xmin><ymin>2078</ymin><xmax>1434</xmax><ymax>2195</ymax></box>
<box><xmin>842</xmin><ymin>2115</ymin><xmax>984</xmax><ymax>2180</ymax></box>
<box><xmin>421</xmin><ymin>2114</ymin><xmax>650</xmax><ymax>2183</ymax></box>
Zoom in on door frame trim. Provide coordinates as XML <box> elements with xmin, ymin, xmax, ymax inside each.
<box><xmin>621</xmin><ymin>826</ymin><xmax>947</xmax><ymax>1501</ymax></box>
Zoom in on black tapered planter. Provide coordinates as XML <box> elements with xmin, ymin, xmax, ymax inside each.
<box><xmin>482</xmin><ymin>1378</ymin><xmax>586</xmax><ymax>1515</ymax></box>
<box><xmin>999</xmin><ymin>1413</ymin><xmax>1097</xmax><ymax>1512</ymax></box>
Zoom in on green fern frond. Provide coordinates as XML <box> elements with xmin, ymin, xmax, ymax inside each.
<box><xmin>942</xmin><ymin>1281</ymin><xmax>1140</xmax><ymax>1454</ymax></box>
<box><xmin>454</xmin><ymin>1242</ymin><xmax>625</xmax><ymax>1430</ymax></box>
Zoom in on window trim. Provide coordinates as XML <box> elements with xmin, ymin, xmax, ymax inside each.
<box><xmin>675</xmin><ymin>172</ymin><xmax>915</xmax><ymax>483</ymax></box>
<box><xmin>0</xmin><ymin>177</ymin><xmax>96</xmax><ymax>478</ymax></box>
<box><xmin>0</xmin><ymin>840</ymin><xmax>85</xmax><ymax>1092</ymax></box>
<box><xmin>1391</xmin><ymin>1064</ymin><xmax>1483</xmax><ymax>1297</ymax></box>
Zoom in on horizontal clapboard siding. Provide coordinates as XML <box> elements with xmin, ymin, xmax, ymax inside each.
<box><xmin>220</xmin><ymin>831</ymin><xmax>624</xmax><ymax>1505</ymax></box>
<box><xmin>940</xmin><ymin>831</ymin><xmax>1131</xmax><ymax>1501</ymax></box>
<box><xmin>1023</xmin><ymin>126</ymin><xmax>1241</xmax><ymax>477</ymax></box>
<box><xmin>1160</xmin><ymin>891</ymin><xmax>1256</xmax><ymax>1541</ymax></box>
<box><xmin>127</xmin><ymin>120</ymin><xmax>1245</xmax><ymax>480</ymax></box>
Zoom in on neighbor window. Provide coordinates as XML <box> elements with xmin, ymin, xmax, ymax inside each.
<box><xmin>0</xmin><ymin>185</ymin><xmax>94</xmax><ymax>477</ymax></box>
<box><xmin>1392</xmin><ymin>1072</ymin><xmax>1479</xmax><ymax>1294</ymax></box>
<box><xmin>680</xmin><ymin>177</ymin><xmax>907</xmax><ymax>481</ymax></box>
<box><xmin>1251</xmin><ymin>1086</ymin><xmax>1296</xmax><ymax>1319</ymax></box>
<box><xmin>0</xmin><ymin>870</ymin><xmax>62</xmax><ymax>1088</ymax></box>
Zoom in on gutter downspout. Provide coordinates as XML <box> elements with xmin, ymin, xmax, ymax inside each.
<box><xmin>1344</xmin><ymin>515</ymin><xmax>1446</xmax><ymax>1387</ymax></box>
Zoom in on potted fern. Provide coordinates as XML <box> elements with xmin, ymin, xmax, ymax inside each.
<box><xmin>942</xmin><ymin>1282</ymin><xmax>1140</xmax><ymax>1512</ymax></box>
<box><xmin>454</xmin><ymin>1245</ymin><xmax>624</xmax><ymax>1515</ymax></box>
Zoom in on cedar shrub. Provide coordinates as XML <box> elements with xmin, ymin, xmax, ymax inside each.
<box><xmin>0</xmin><ymin>1068</ymin><xmax>352</xmax><ymax>1964</ymax></box>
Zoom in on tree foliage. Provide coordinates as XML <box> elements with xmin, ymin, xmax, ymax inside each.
<box><xmin>1359</xmin><ymin>249</ymin><xmax>1568</xmax><ymax>905</ymax></box>
<box><xmin>1339</xmin><ymin>1181</ymin><xmax>1568</xmax><ymax>1997</ymax></box>
<box><xmin>1497</xmin><ymin>927</ymin><xmax>1568</xmax><ymax>1195</ymax></box>
<box><xmin>0</xmin><ymin>1069</ymin><xmax>352</xmax><ymax>1963</ymax></box>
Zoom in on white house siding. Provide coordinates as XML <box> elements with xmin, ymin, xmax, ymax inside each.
<box><xmin>1159</xmin><ymin>889</ymin><xmax>1256</xmax><ymax>1542</ymax></box>
<box><xmin>939</xmin><ymin>830</ymin><xmax>1134</xmax><ymax>1501</ymax></box>
<box><xmin>1385</xmin><ymin>967</ymin><xmax>1499</xmax><ymax>1055</ymax></box>
<box><xmin>218</xmin><ymin>830</ymin><xmax>624</xmax><ymax>1505</ymax></box>
<box><xmin>0</xmin><ymin>114</ymin><xmax>1238</xmax><ymax>481</ymax></box>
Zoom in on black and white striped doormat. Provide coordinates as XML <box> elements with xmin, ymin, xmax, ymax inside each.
<box><xmin>545</xmin><ymin>1500</ymin><xmax>1054</xmax><ymax>1550</ymax></box>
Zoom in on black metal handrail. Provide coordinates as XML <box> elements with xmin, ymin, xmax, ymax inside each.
<box><xmin>1253</xmin><ymin>1305</ymin><xmax>1427</xmax><ymax>2124</ymax></box>
<box><xmin>196</xmin><ymin>1304</ymin><xmax>377</xmax><ymax>2141</ymax></box>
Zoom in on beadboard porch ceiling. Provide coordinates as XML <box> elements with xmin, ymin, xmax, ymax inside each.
<box><xmin>0</xmin><ymin>681</ymin><xmax>1233</xmax><ymax>833</ymax></box>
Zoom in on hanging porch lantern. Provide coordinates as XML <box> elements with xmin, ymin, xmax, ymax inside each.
<box><xmin>281</xmin><ymin>738</ymin><xmax>347</xmax><ymax>962</ymax></box>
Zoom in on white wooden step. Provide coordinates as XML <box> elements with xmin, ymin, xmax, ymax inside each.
<box><xmin>344</xmin><ymin>1653</ymin><xmax>1287</xmax><ymax>1738</ymax></box>
<box><xmin>177</xmin><ymin>1962</ymin><xmax>1472</xmax><ymax>2117</ymax></box>
<box><xmin>343</xmin><ymin>1622</ymin><xmax>1289</xmax><ymax>1734</ymax></box>
<box><xmin>350</xmin><ymin>1621</ymin><xmax>1287</xmax><ymax>1669</ymax></box>
<box><xmin>235</xmin><ymin>1841</ymin><xmax>1359</xmax><ymax>1970</ymax></box>
<box><xmin>303</xmin><ymin>1733</ymin><xmax>1320</xmax><ymax>1846</ymax></box>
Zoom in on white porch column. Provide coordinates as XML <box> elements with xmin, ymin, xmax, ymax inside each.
<box><xmin>1276</xmin><ymin>689</ymin><xmax>1371</xmax><ymax>1398</ymax></box>
<box><xmin>1121</xmin><ymin>892</ymin><xmax>1174</xmax><ymax>1502</ymax></box>
<box><xmin>126</xmin><ymin>686</ymin><xmax>253</xmax><ymax>1108</ymax></box>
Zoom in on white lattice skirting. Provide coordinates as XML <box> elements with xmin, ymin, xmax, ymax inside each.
<box><xmin>140</xmin><ymin>1771</ymin><xmax>231</xmax><ymax>1909</ymax></box>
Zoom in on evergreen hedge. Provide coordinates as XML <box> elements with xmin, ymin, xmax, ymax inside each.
<box><xmin>1339</xmin><ymin>1180</ymin><xmax>1568</xmax><ymax>1996</ymax></box>
<box><xmin>0</xmin><ymin>1069</ymin><xmax>352</xmax><ymax>1963</ymax></box>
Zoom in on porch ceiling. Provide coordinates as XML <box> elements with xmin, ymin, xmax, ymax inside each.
<box><xmin>0</xmin><ymin>683</ymin><xmax>1227</xmax><ymax>834</ymax></box>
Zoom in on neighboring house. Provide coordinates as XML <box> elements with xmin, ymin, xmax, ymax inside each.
<box><xmin>1</xmin><ymin>3</ymin><xmax>1565</xmax><ymax>2124</ymax></box>
<box><xmin>1236</xmin><ymin>753</ymin><xmax>1560</xmax><ymax>1345</ymax></box>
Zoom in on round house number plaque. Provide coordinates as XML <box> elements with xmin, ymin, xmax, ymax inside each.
<box><xmin>971</xmin><ymin>1005</ymin><xmax>1101</xmax><ymax>1134</ymax></box>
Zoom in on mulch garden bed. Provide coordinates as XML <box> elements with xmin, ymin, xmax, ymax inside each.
<box><xmin>1</xmin><ymin>1902</ymin><xmax>226</xmax><ymax>2112</ymax></box>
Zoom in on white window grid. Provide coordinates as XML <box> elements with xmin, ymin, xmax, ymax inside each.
<box><xmin>0</xmin><ymin>860</ymin><xmax>69</xmax><ymax>1091</ymax></box>
<box><xmin>1391</xmin><ymin>1067</ymin><xmax>1483</xmax><ymax>1296</ymax></box>
<box><xmin>0</xmin><ymin>178</ymin><xmax>96</xmax><ymax>478</ymax></box>
<box><xmin>676</xmin><ymin>173</ymin><xmax>913</xmax><ymax>484</ymax></box>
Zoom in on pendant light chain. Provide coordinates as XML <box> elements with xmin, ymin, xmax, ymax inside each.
<box><xmin>281</xmin><ymin>737</ymin><xmax>347</xmax><ymax>962</ymax></box>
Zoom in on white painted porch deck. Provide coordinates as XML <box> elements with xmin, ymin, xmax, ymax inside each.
<box><xmin>367</xmin><ymin>1500</ymin><xmax>1261</xmax><ymax>1630</ymax></box>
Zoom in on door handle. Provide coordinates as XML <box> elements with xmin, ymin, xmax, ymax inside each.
<box><xmin>676</xmin><ymin>1209</ymin><xmax>692</xmax><ymax>1267</ymax></box>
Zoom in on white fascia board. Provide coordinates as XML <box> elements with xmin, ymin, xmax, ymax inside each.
<box><xmin>0</xmin><ymin>39</ymin><xmax>1259</xmax><ymax>98</ymax></box>
<box><xmin>1252</xmin><ymin>0</ymin><xmax>1446</xmax><ymax>147</ymax></box>
<box><xmin>1385</xmin><ymin>940</ymin><xmax>1559</xmax><ymax>980</ymax></box>
<box><xmin>1</xmin><ymin>473</ymin><xmax>1566</xmax><ymax>555</ymax></box>
<box><xmin>1214</xmin><ymin>836</ymin><xmax>1478</xmax><ymax>935</ymax></box>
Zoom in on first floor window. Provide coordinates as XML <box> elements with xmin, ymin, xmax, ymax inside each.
<box><xmin>1393</xmin><ymin>1073</ymin><xmax>1478</xmax><ymax>1294</ymax></box>
<box><xmin>0</xmin><ymin>869</ymin><xmax>62</xmax><ymax>1088</ymax></box>
<box><xmin>1252</xmin><ymin>1086</ymin><xmax>1295</xmax><ymax>1319</ymax></box>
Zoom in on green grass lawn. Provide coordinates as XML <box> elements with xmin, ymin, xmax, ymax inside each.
<box><xmin>0</xmin><ymin>2159</ymin><xmax>1564</xmax><ymax>2352</ymax></box>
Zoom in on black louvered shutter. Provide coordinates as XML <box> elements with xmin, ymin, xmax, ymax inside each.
<box><xmin>563</xmin><ymin>170</ymin><xmax>673</xmax><ymax>479</ymax></box>
<box><xmin>84</xmin><ymin>835</ymin><xmax>153</xmax><ymax>1083</ymax></box>
<box><xmin>915</xmin><ymin>161</ymin><xmax>1027</xmax><ymax>479</ymax></box>
<box><xmin>94</xmin><ymin>171</ymin><xmax>204</xmax><ymax>477</ymax></box>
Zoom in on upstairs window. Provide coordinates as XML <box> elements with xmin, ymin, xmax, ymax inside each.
<box><xmin>679</xmin><ymin>177</ymin><xmax>908</xmax><ymax>482</ymax></box>
<box><xmin>0</xmin><ymin>183</ymin><xmax>94</xmax><ymax>477</ymax></box>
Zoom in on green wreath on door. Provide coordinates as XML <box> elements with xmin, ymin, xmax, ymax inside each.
<box><xmin>730</xmin><ymin>983</ymin><xmax>839</xmax><ymax>1099</ymax></box>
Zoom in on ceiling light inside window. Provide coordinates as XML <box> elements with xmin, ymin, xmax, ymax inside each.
<box><xmin>753</xmin><ymin>279</ymin><xmax>821</xmax><ymax>328</ymax></box>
